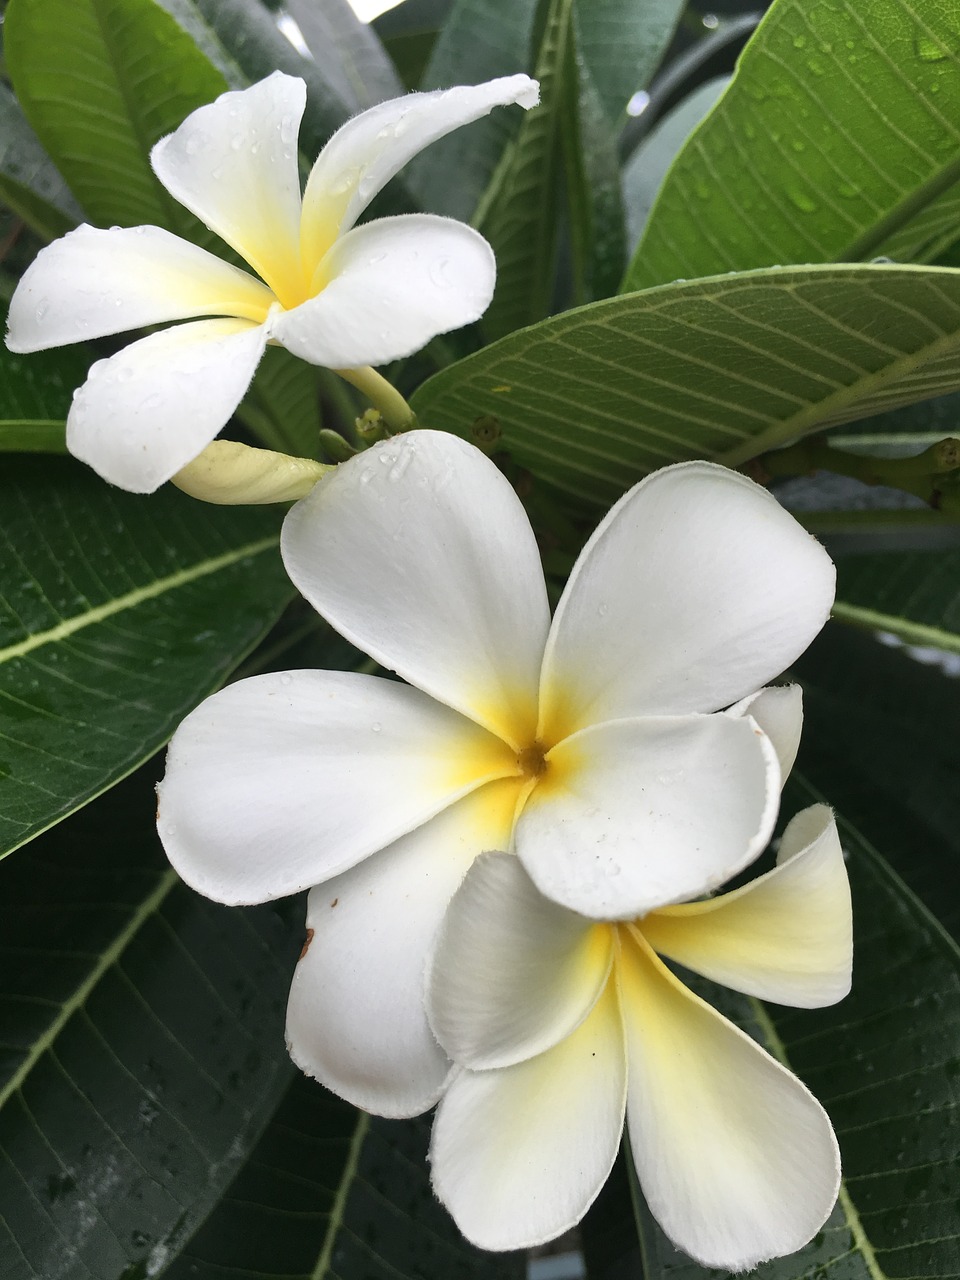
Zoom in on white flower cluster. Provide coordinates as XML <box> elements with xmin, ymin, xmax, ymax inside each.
<box><xmin>6</xmin><ymin>75</ymin><xmax>850</xmax><ymax>1270</ymax></box>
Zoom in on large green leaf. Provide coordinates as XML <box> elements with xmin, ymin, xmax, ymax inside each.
<box><xmin>403</xmin><ymin>0</ymin><xmax>539</xmax><ymax>222</ymax></box>
<box><xmin>0</xmin><ymin>455</ymin><xmax>292</xmax><ymax>861</ymax></box>
<box><xmin>558</xmin><ymin>33</ymin><xmax>626</xmax><ymax>307</ymax></box>
<box><xmin>164</xmin><ymin>1075</ymin><xmax>524</xmax><ymax>1279</ymax></box>
<box><xmin>625</xmin><ymin>0</ymin><xmax>960</xmax><ymax>292</ymax></box>
<box><xmin>0</xmin><ymin>765</ymin><xmax>302</xmax><ymax>1280</ymax></box>
<box><xmin>832</xmin><ymin>547</ymin><xmax>960</xmax><ymax>653</ymax></box>
<box><xmin>478</xmin><ymin>0</ymin><xmax>574</xmax><ymax>340</ymax></box>
<box><xmin>0</xmin><ymin>82</ymin><xmax>81</xmax><ymax>242</ymax></box>
<box><xmin>5</xmin><ymin>0</ymin><xmax>228</xmax><ymax>237</ymax></box>
<box><xmin>413</xmin><ymin>263</ymin><xmax>960</xmax><ymax>509</ymax></box>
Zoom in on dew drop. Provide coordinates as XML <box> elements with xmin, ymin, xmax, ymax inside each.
<box><xmin>34</xmin><ymin>297</ymin><xmax>51</xmax><ymax>323</ymax></box>
<box><xmin>279</xmin><ymin>673</ymin><xmax>293</xmax><ymax>686</ymax></box>
<box><xmin>786</xmin><ymin>188</ymin><xmax>818</xmax><ymax>213</ymax></box>
<box><xmin>597</xmin><ymin>602</ymin><xmax>609</xmax><ymax>617</ymax></box>
<box><xmin>429</xmin><ymin>257</ymin><xmax>454</xmax><ymax>289</ymax></box>
<box><xmin>371</xmin><ymin>722</ymin><xmax>382</xmax><ymax>733</ymax></box>
<box><xmin>915</xmin><ymin>35</ymin><xmax>948</xmax><ymax>61</ymax></box>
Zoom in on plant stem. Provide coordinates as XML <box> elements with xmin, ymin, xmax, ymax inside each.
<box><xmin>333</xmin><ymin>366</ymin><xmax>418</xmax><ymax>433</ymax></box>
<box><xmin>751</xmin><ymin>435</ymin><xmax>960</xmax><ymax>515</ymax></box>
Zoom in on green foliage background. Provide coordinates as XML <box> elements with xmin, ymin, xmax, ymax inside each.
<box><xmin>0</xmin><ymin>0</ymin><xmax>958</xmax><ymax>1275</ymax></box>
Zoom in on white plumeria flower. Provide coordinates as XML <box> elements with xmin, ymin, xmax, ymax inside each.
<box><xmin>5</xmin><ymin>73</ymin><xmax>538</xmax><ymax>493</ymax></box>
<box><xmin>157</xmin><ymin>429</ymin><xmax>835</xmax><ymax>1118</ymax></box>
<box><xmin>428</xmin><ymin>803</ymin><xmax>852</xmax><ymax>1269</ymax></box>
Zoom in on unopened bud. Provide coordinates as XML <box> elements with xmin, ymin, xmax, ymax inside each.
<box><xmin>171</xmin><ymin>440</ymin><xmax>332</xmax><ymax>505</ymax></box>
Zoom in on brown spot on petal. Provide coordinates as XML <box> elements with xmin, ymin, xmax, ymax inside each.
<box><xmin>299</xmin><ymin>928</ymin><xmax>315</xmax><ymax>960</ymax></box>
<box><xmin>330</xmin><ymin>897</ymin><xmax>339</xmax><ymax>908</ymax></box>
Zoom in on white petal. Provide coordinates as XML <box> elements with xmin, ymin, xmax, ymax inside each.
<box><xmin>6</xmin><ymin>224</ymin><xmax>274</xmax><ymax>354</ymax></box>
<box><xmin>286</xmin><ymin>781</ymin><xmax>518</xmax><ymax>1118</ymax></box>
<box><xmin>538</xmin><ymin>462</ymin><xmax>835</xmax><ymax>737</ymax></box>
<box><xmin>157</xmin><ymin>669</ymin><xmax>517</xmax><ymax>904</ymax></box>
<box><xmin>281</xmin><ymin>431</ymin><xmax>549</xmax><ymax>745</ymax></box>
<box><xmin>273</xmin><ymin>214</ymin><xmax>494</xmax><ymax>369</ymax></box>
<box><xmin>619</xmin><ymin>934</ymin><xmax>841</xmax><ymax>1270</ymax></box>
<box><xmin>641</xmin><ymin>805</ymin><xmax>852</xmax><ymax>1007</ymax></box>
<box><xmin>428</xmin><ymin>852</ymin><xmax>613</xmax><ymax>1069</ymax></box>
<box><xmin>151</xmin><ymin>73</ymin><xmax>305</xmax><ymax>307</ymax></box>
<box><xmin>430</xmin><ymin>985</ymin><xmax>625</xmax><ymax>1251</ymax></box>
<box><xmin>66</xmin><ymin>318</ymin><xmax>268</xmax><ymax>493</ymax></box>
<box><xmin>300</xmin><ymin>75</ymin><xmax>539</xmax><ymax>275</ymax></box>
<box><xmin>727</xmin><ymin>684</ymin><xmax>803</xmax><ymax>785</ymax></box>
<box><xmin>517</xmin><ymin>713</ymin><xmax>780</xmax><ymax>920</ymax></box>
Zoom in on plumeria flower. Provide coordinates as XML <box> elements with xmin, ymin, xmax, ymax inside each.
<box><xmin>5</xmin><ymin>73</ymin><xmax>537</xmax><ymax>493</ymax></box>
<box><xmin>157</xmin><ymin>429</ymin><xmax>835</xmax><ymax>1118</ymax></box>
<box><xmin>427</xmin><ymin>802</ymin><xmax>852</xmax><ymax>1269</ymax></box>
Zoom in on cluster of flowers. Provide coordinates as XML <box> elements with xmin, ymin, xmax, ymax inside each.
<box><xmin>8</xmin><ymin>72</ymin><xmax>852</xmax><ymax>1270</ymax></box>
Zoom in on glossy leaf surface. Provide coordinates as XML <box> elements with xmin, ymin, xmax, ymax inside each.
<box><xmin>413</xmin><ymin>263</ymin><xmax>960</xmax><ymax>508</ymax></box>
<box><xmin>5</xmin><ymin>0</ymin><xmax>228</xmax><ymax>237</ymax></box>
<box><xmin>0</xmin><ymin>455</ymin><xmax>291</xmax><ymax>860</ymax></box>
<box><xmin>625</xmin><ymin>0</ymin><xmax>960</xmax><ymax>290</ymax></box>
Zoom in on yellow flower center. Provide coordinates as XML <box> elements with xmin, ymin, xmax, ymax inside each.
<box><xmin>516</xmin><ymin>741</ymin><xmax>548</xmax><ymax>779</ymax></box>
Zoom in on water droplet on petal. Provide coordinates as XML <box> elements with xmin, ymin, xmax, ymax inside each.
<box><xmin>34</xmin><ymin>297</ymin><xmax>50</xmax><ymax>323</ymax></box>
<box><xmin>279</xmin><ymin>673</ymin><xmax>292</xmax><ymax>686</ymax></box>
<box><xmin>371</xmin><ymin>722</ymin><xmax>382</xmax><ymax>733</ymax></box>
<box><xmin>429</xmin><ymin>257</ymin><xmax>454</xmax><ymax>289</ymax></box>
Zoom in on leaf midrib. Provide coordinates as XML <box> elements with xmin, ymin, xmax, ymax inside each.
<box><xmin>0</xmin><ymin>534</ymin><xmax>279</xmax><ymax>666</ymax></box>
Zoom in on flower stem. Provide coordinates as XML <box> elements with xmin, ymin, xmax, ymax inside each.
<box><xmin>333</xmin><ymin>366</ymin><xmax>418</xmax><ymax>434</ymax></box>
<box><xmin>750</xmin><ymin>435</ymin><xmax>960</xmax><ymax>516</ymax></box>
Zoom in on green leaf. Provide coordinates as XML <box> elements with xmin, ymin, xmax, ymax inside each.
<box><xmin>0</xmin><ymin>765</ymin><xmax>303</xmax><ymax>1280</ymax></box>
<box><xmin>237</xmin><ymin>345</ymin><xmax>322</xmax><ymax>458</ymax></box>
<box><xmin>625</xmin><ymin>0</ymin><xmax>960</xmax><ymax>292</ymax></box>
<box><xmin>627</xmin><ymin>767</ymin><xmax>960</xmax><ymax>1277</ymax></box>
<box><xmin>403</xmin><ymin>0</ymin><xmax>539</xmax><ymax>221</ymax></box>
<box><xmin>0</xmin><ymin>342</ymin><xmax>91</xmax><ymax>455</ymax></box>
<box><xmin>0</xmin><ymin>82</ymin><xmax>81</xmax><ymax>242</ymax></box>
<box><xmin>373</xmin><ymin>0</ymin><xmax>450</xmax><ymax>90</ymax></box>
<box><xmin>413</xmin><ymin>263</ymin><xmax>960</xmax><ymax>509</ymax></box>
<box><xmin>0</xmin><ymin>454</ymin><xmax>293</xmax><ymax>861</ymax></box>
<box><xmin>163</xmin><ymin>1074</ymin><xmax>525</xmax><ymax>1279</ymax></box>
<box><xmin>832</xmin><ymin>548</ymin><xmax>960</xmax><ymax>654</ymax></box>
<box><xmin>5</xmin><ymin>0</ymin><xmax>229</xmax><ymax>236</ymax></box>
<box><xmin>796</xmin><ymin>624</ymin><xmax>960</xmax><ymax>935</ymax></box>
<box><xmin>559</xmin><ymin>34</ymin><xmax>626</xmax><ymax>306</ymax></box>
<box><xmin>285</xmin><ymin>0</ymin><xmax>404</xmax><ymax>110</ymax></box>
<box><xmin>622</xmin><ymin>77</ymin><xmax>730</xmax><ymax>254</ymax></box>
<box><xmin>573</xmin><ymin>0</ymin><xmax>687</xmax><ymax>125</ymax></box>
<box><xmin>477</xmin><ymin>0</ymin><xmax>573</xmax><ymax>340</ymax></box>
